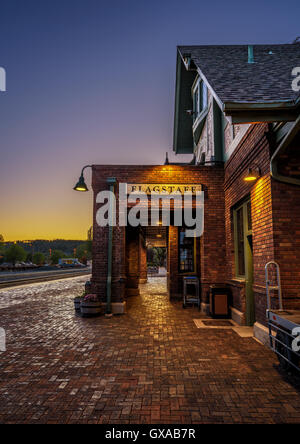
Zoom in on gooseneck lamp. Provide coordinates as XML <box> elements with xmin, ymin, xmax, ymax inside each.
<box><xmin>73</xmin><ymin>165</ymin><xmax>92</xmax><ymax>192</ymax></box>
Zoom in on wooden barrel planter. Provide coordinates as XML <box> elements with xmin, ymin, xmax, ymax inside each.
<box><xmin>80</xmin><ymin>294</ymin><xmax>102</xmax><ymax>317</ymax></box>
<box><xmin>74</xmin><ymin>297</ymin><xmax>83</xmax><ymax>312</ymax></box>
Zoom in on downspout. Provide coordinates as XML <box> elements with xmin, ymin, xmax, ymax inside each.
<box><xmin>270</xmin><ymin>114</ymin><xmax>300</xmax><ymax>186</ymax></box>
<box><xmin>105</xmin><ymin>177</ymin><xmax>117</xmax><ymax>317</ymax></box>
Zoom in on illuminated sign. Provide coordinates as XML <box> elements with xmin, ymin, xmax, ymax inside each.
<box><xmin>127</xmin><ymin>184</ymin><xmax>202</xmax><ymax>194</ymax></box>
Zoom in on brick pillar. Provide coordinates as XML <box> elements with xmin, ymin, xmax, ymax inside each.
<box><xmin>91</xmin><ymin>224</ymin><xmax>108</xmax><ymax>301</ymax></box>
<box><xmin>200</xmin><ymin>182</ymin><xmax>226</xmax><ymax>312</ymax></box>
<box><xmin>112</xmin><ymin>225</ymin><xmax>126</xmax><ymax>302</ymax></box>
<box><xmin>168</xmin><ymin>226</ymin><xmax>180</xmax><ymax>299</ymax></box>
<box><xmin>126</xmin><ymin>227</ymin><xmax>140</xmax><ymax>296</ymax></box>
<box><xmin>139</xmin><ymin>232</ymin><xmax>147</xmax><ymax>284</ymax></box>
<box><xmin>91</xmin><ymin>224</ymin><xmax>126</xmax><ymax>299</ymax></box>
<box><xmin>91</xmin><ymin>176</ymin><xmax>126</xmax><ymax>312</ymax></box>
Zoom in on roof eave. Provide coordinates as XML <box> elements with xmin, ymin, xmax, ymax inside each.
<box><xmin>177</xmin><ymin>47</ymin><xmax>225</xmax><ymax>112</ymax></box>
<box><xmin>224</xmin><ymin>97</ymin><xmax>300</xmax><ymax>124</ymax></box>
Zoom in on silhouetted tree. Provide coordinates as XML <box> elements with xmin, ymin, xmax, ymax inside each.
<box><xmin>50</xmin><ymin>250</ymin><xmax>65</xmax><ymax>265</ymax></box>
<box><xmin>5</xmin><ymin>244</ymin><xmax>26</xmax><ymax>266</ymax></box>
<box><xmin>32</xmin><ymin>252</ymin><xmax>45</xmax><ymax>266</ymax></box>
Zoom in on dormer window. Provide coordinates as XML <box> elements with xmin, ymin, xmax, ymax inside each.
<box><xmin>192</xmin><ymin>78</ymin><xmax>208</xmax><ymax>122</ymax></box>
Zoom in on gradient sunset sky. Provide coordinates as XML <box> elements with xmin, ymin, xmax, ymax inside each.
<box><xmin>0</xmin><ymin>0</ymin><xmax>299</xmax><ymax>241</ymax></box>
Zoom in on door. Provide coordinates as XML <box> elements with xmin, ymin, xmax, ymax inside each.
<box><xmin>234</xmin><ymin>199</ymin><xmax>254</xmax><ymax>325</ymax></box>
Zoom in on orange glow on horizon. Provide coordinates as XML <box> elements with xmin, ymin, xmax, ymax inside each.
<box><xmin>0</xmin><ymin>191</ymin><xmax>93</xmax><ymax>242</ymax></box>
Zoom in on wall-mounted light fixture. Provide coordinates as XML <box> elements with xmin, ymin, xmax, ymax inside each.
<box><xmin>73</xmin><ymin>165</ymin><xmax>92</xmax><ymax>192</ymax></box>
<box><xmin>243</xmin><ymin>166</ymin><xmax>261</xmax><ymax>182</ymax></box>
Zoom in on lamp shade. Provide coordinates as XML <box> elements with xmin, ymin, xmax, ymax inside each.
<box><xmin>74</xmin><ymin>175</ymin><xmax>89</xmax><ymax>192</ymax></box>
<box><xmin>244</xmin><ymin>167</ymin><xmax>260</xmax><ymax>182</ymax></box>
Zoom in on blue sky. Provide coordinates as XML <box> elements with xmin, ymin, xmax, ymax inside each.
<box><xmin>0</xmin><ymin>0</ymin><xmax>299</xmax><ymax>240</ymax></box>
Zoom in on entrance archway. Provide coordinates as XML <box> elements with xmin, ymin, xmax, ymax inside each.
<box><xmin>125</xmin><ymin>225</ymin><xmax>168</xmax><ymax>298</ymax></box>
<box><xmin>91</xmin><ymin>164</ymin><xmax>226</xmax><ymax>314</ymax></box>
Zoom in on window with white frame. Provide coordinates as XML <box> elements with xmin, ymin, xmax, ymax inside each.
<box><xmin>192</xmin><ymin>78</ymin><xmax>208</xmax><ymax>122</ymax></box>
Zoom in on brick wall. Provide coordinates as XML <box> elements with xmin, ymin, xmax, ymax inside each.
<box><xmin>167</xmin><ymin>226</ymin><xmax>179</xmax><ymax>297</ymax></box>
<box><xmin>91</xmin><ymin>127</ymin><xmax>300</xmax><ymax>323</ymax></box>
<box><xmin>271</xmin><ymin>134</ymin><xmax>300</xmax><ymax>311</ymax></box>
<box><xmin>224</xmin><ymin>123</ymin><xmax>274</xmax><ymax>325</ymax></box>
<box><xmin>139</xmin><ymin>232</ymin><xmax>147</xmax><ymax>283</ymax></box>
<box><xmin>225</xmin><ymin>123</ymin><xmax>300</xmax><ymax>325</ymax></box>
<box><xmin>126</xmin><ymin>226</ymin><xmax>140</xmax><ymax>296</ymax></box>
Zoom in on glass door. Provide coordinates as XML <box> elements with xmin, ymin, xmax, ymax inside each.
<box><xmin>234</xmin><ymin>199</ymin><xmax>254</xmax><ymax>325</ymax></box>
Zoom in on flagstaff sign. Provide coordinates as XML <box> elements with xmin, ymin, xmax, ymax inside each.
<box><xmin>127</xmin><ymin>183</ymin><xmax>202</xmax><ymax>194</ymax></box>
<box><xmin>96</xmin><ymin>182</ymin><xmax>204</xmax><ymax>237</ymax></box>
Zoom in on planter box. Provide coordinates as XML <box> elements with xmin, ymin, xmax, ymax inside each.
<box><xmin>100</xmin><ymin>301</ymin><xmax>127</xmax><ymax>314</ymax></box>
<box><xmin>74</xmin><ymin>298</ymin><xmax>82</xmax><ymax>312</ymax></box>
<box><xmin>80</xmin><ymin>301</ymin><xmax>102</xmax><ymax>317</ymax></box>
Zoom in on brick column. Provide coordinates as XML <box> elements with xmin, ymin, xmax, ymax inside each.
<box><xmin>91</xmin><ymin>224</ymin><xmax>108</xmax><ymax>301</ymax></box>
<box><xmin>168</xmin><ymin>226</ymin><xmax>180</xmax><ymax>298</ymax></box>
<box><xmin>91</xmin><ymin>177</ymin><xmax>126</xmax><ymax>312</ymax></box>
<box><xmin>126</xmin><ymin>227</ymin><xmax>140</xmax><ymax>296</ymax></box>
<box><xmin>139</xmin><ymin>232</ymin><xmax>147</xmax><ymax>284</ymax></box>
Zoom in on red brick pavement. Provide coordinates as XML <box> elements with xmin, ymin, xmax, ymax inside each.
<box><xmin>0</xmin><ymin>276</ymin><xmax>300</xmax><ymax>424</ymax></box>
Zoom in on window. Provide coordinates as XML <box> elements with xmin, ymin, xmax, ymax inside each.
<box><xmin>179</xmin><ymin>227</ymin><xmax>195</xmax><ymax>272</ymax></box>
<box><xmin>201</xmin><ymin>81</ymin><xmax>208</xmax><ymax>110</ymax></box>
<box><xmin>192</xmin><ymin>79</ymin><xmax>208</xmax><ymax>122</ymax></box>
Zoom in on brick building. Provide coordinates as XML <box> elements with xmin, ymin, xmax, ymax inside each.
<box><xmin>90</xmin><ymin>43</ymin><xmax>300</xmax><ymax>344</ymax></box>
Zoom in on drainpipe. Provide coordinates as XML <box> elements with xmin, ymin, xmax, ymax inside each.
<box><xmin>248</xmin><ymin>45</ymin><xmax>254</xmax><ymax>64</ymax></box>
<box><xmin>270</xmin><ymin>114</ymin><xmax>300</xmax><ymax>186</ymax></box>
<box><xmin>105</xmin><ymin>177</ymin><xmax>117</xmax><ymax>317</ymax></box>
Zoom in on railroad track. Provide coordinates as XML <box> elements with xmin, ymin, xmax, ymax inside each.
<box><xmin>0</xmin><ymin>270</ymin><xmax>91</xmax><ymax>289</ymax></box>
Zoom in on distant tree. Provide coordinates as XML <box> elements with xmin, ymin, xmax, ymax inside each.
<box><xmin>86</xmin><ymin>227</ymin><xmax>93</xmax><ymax>258</ymax></box>
<box><xmin>0</xmin><ymin>243</ymin><xmax>5</xmax><ymax>264</ymax></box>
<box><xmin>154</xmin><ymin>247</ymin><xmax>166</xmax><ymax>267</ymax></box>
<box><xmin>87</xmin><ymin>226</ymin><xmax>93</xmax><ymax>241</ymax></box>
<box><xmin>32</xmin><ymin>252</ymin><xmax>45</xmax><ymax>266</ymax></box>
<box><xmin>86</xmin><ymin>240</ymin><xmax>92</xmax><ymax>255</ymax></box>
<box><xmin>147</xmin><ymin>246</ymin><xmax>166</xmax><ymax>267</ymax></box>
<box><xmin>50</xmin><ymin>250</ymin><xmax>66</xmax><ymax>265</ymax></box>
<box><xmin>76</xmin><ymin>242</ymin><xmax>91</xmax><ymax>264</ymax></box>
<box><xmin>26</xmin><ymin>252</ymin><xmax>33</xmax><ymax>263</ymax></box>
<box><xmin>4</xmin><ymin>244</ymin><xmax>26</xmax><ymax>266</ymax></box>
<box><xmin>0</xmin><ymin>234</ymin><xmax>4</xmax><ymax>243</ymax></box>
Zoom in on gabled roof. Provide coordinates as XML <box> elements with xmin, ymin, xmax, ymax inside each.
<box><xmin>178</xmin><ymin>44</ymin><xmax>300</xmax><ymax>107</ymax></box>
<box><xmin>173</xmin><ymin>43</ymin><xmax>300</xmax><ymax>153</ymax></box>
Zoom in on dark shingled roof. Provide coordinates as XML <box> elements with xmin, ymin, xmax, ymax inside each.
<box><xmin>178</xmin><ymin>44</ymin><xmax>300</xmax><ymax>105</ymax></box>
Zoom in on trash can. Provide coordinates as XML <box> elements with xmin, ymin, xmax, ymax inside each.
<box><xmin>209</xmin><ymin>285</ymin><xmax>230</xmax><ymax>318</ymax></box>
